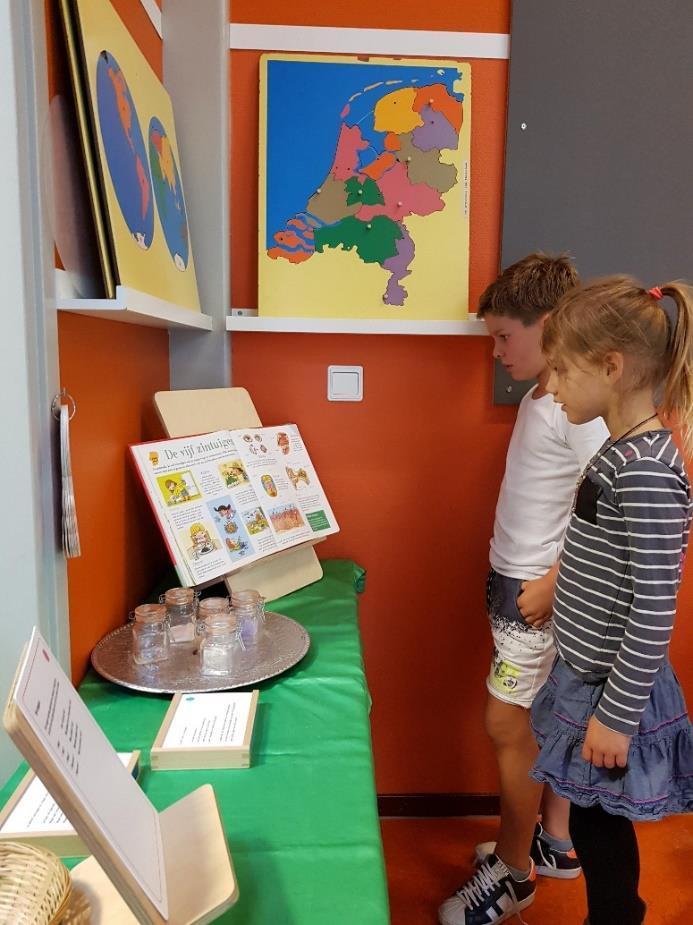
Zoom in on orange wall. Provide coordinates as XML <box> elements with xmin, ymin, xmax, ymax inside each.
<box><xmin>58</xmin><ymin>315</ymin><xmax>170</xmax><ymax>682</ymax></box>
<box><xmin>230</xmin><ymin>0</ymin><xmax>510</xmax><ymax>32</ymax></box>
<box><xmin>46</xmin><ymin>0</ymin><xmax>171</xmax><ymax>681</ymax></box>
<box><xmin>44</xmin><ymin>0</ymin><xmax>693</xmax><ymax>796</ymax></box>
<box><xmin>230</xmin><ymin>0</ymin><xmax>513</xmax><ymax>793</ymax></box>
<box><xmin>230</xmin><ymin>0</ymin><xmax>693</xmax><ymax>796</ymax></box>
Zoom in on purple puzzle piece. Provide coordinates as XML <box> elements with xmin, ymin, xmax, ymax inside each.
<box><xmin>412</xmin><ymin>105</ymin><xmax>459</xmax><ymax>152</ymax></box>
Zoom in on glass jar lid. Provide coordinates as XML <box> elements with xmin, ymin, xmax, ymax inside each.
<box><xmin>164</xmin><ymin>587</ymin><xmax>195</xmax><ymax>606</ymax></box>
<box><xmin>203</xmin><ymin>611</ymin><xmax>237</xmax><ymax>634</ymax></box>
<box><xmin>133</xmin><ymin>603</ymin><xmax>167</xmax><ymax>624</ymax></box>
<box><xmin>197</xmin><ymin>597</ymin><xmax>229</xmax><ymax>618</ymax></box>
<box><xmin>231</xmin><ymin>589</ymin><xmax>262</xmax><ymax>604</ymax></box>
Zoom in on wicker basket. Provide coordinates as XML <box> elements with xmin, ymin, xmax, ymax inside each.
<box><xmin>0</xmin><ymin>841</ymin><xmax>72</xmax><ymax>924</ymax></box>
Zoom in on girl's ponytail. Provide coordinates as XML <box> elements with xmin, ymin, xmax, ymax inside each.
<box><xmin>660</xmin><ymin>282</ymin><xmax>693</xmax><ymax>456</ymax></box>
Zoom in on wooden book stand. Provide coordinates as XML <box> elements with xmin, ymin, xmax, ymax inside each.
<box><xmin>154</xmin><ymin>387</ymin><xmax>324</xmax><ymax>601</ymax></box>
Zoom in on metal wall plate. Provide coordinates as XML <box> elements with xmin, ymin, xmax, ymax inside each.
<box><xmin>493</xmin><ymin>360</ymin><xmax>535</xmax><ymax>406</ymax></box>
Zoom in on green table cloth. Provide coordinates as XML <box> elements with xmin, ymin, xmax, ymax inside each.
<box><xmin>0</xmin><ymin>559</ymin><xmax>389</xmax><ymax>924</ymax></box>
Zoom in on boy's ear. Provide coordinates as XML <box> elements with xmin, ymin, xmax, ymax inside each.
<box><xmin>537</xmin><ymin>312</ymin><xmax>551</xmax><ymax>329</ymax></box>
<box><xmin>603</xmin><ymin>351</ymin><xmax>625</xmax><ymax>383</ymax></box>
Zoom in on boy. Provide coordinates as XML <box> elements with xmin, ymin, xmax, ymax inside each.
<box><xmin>439</xmin><ymin>254</ymin><xmax>609</xmax><ymax>925</ymax></box>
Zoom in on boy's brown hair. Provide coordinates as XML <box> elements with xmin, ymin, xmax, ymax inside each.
<box><xmin>477</xmin><ymin>253</ymin><xmax>579</xmax><ymax>326</ymax></box>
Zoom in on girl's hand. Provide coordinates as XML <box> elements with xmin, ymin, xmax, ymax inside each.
<box><xmin>517</xmin><ymin>573</ymin><xmax>555</xmax><ymax>627</ymax></box>
<box><xmin>582</xmin><ymin>715</ymin><xmax>631</xmax><ymax>768</ymax></box>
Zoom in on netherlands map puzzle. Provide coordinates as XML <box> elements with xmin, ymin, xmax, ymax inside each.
<box><xmin>259</xmin><ymin>55</ymin><xmax>471</xmax><ymax>321</ymax></box>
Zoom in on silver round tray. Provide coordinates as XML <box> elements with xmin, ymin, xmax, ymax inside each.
<box><xmin>91</xmin><ymin>611</ymin><xmax>310</xmax><ymax>693</ymax></box>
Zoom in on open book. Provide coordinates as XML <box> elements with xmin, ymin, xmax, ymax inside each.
<box><xmin>130</xmin><ymin>424</ymin><xmax>339</xmax><ymax>587</ymax></box>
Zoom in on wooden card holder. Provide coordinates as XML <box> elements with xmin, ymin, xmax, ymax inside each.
<box><xmin>68</xmin><ymin>785</ymin><xmax>237</xmax><ymax>924</ymax></box>
<box><xmin>0</xmin><ymin>751</ymin><xmax>140</xmax><ymax>857</ymax></box>
<box><xmin>4</xmin><ymin>631</ymin><xmax>238</xmax><ymax>925</ymax></box>
<box><xmin>153</xmin><ymin>387</ymin><xmax>324</xmax><ymax>600</ymax></box>
<box><xmin>150</xmin><ymin>690</ymin><xmax>259</xmax><ymax>770</ymax></box>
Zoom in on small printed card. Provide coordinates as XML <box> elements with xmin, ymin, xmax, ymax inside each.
<box><xmin>150</xmin><ymin>691</ymin><xmax>259</xmax><ymax>770</ymax></box>
<box><xmin>0</xmin><ymin>750</ymin><xmax>140</xmax><ymax>857</ymax></box>
<box><xmin>60</xmin><ymin>402</ymin><xmax>81</xmax><ymax>558</ymax></box>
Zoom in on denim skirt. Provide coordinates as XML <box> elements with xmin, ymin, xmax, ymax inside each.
<box><xmin>530</xmin><ymin>655</ymin><xmax>693</xmax><ymax>821</ymax></box>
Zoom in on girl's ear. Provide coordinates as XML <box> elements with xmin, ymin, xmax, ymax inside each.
<box><xmin>603</xmin><ymin>351</ymin><xmax>625</xmax><ymax>383</ymax></box>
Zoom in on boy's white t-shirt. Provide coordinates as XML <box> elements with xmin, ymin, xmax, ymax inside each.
<box><xmin>490</xmin><ymin>386</ymin><xmax>609</xmax><ymax>580</ymax></box>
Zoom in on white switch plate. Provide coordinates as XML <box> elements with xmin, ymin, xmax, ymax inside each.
<box><xmin>328</xmin><ymin>365</ymin><xmax>363</xmax><ymax>401</ymax></box>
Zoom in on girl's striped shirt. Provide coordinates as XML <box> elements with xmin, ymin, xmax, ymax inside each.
<box><xmin>553</xmin><ymin>430</ymin><xmax>692</xmax><ymax>735</ymax></box>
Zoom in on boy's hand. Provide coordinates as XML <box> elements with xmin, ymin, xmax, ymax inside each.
<box><xmin>517</xmin><ymin>572</ymin><xmax>555</xmax><ymax>627</ymax></box>
<box><xmin>582</xmin><ymin>715</ymin><xmax>631</xmax><ymax>769</ymax></box>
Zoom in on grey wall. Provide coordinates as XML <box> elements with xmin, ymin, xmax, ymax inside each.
<box><xmin>494</xmin><ymin>0</ymin><xmax>693</xmax><ymax>403</ymax></box>
<box><xmin>502</xmin><ymin>0</ymin><xmax>693</xmax><ymax>284</ymax></box>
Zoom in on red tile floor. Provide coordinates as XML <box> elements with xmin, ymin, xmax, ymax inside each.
<box><xmin>381</xmin><ymin>815</ymin><xmax>693</xmax><ymax>924</ymax></box>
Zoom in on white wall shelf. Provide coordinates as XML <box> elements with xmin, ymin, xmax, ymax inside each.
<box><xmin>228</xmin><ymin>23</ymin><xmax>510</xmax><ymax>59</ymax></box>
<box><xmin>58</xmin><ymin>286</ymin><xmax>214</xmax><ymax>330</ymax></box>
<box><xmin>226</xmin><ymin>313</ymin><xmax>487</xmax><ymax>336</ymax></box>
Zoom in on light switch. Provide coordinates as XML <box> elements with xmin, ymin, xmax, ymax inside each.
<box><xmin>328</xmin><ymin>365</ymin><xmax>363</xmax><ymax>401</ymax></box>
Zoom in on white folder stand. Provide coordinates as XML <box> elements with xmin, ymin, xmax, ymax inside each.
<box><xmin>4</xmin><ymin>629</ymin><xmax>238</xmax><ymax>925</ymax></box>
<box><xmin>154</xmin><ymin>387</ymin><xmax>324</xmax><ymax>601</ymax></box>
<box><xmin>67</xmin><ymin>786</ymin><xmax>237</xmax><ymax>924</ymax></box>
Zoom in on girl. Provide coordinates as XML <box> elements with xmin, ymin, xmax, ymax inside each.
<box><xmin>531</xmin><ymin>276</ymin><xmax>693</xmax><ymax>924</ymax></box>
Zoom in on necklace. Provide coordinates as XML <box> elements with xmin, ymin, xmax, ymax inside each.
<box><xmin>571</xmin><ymin>413</ymin><xmax>660</xmax><ymax>513</ymax></box>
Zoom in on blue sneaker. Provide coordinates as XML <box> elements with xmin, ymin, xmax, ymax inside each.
<box><xmin>438</xmin><ymin>853</ymin><xmax>536</xmax><ymax>924</ymax></box>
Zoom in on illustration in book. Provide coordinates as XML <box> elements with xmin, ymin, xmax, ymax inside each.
<box><xmin>208</xmin><ymin>501</ymin><xmax>252</xmax><ymax>561</ymax></box>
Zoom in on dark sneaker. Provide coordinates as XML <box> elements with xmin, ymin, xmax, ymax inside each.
<box><xmin>530</xmin><ymin>822</ymin><xmax>581</xmax><ymax>879</ymax></box>
<box><xmin>474</xmin><ymin>822</ymin><xmax>581</xmax><ymax>880</ymax></box>
<box><xmin>438</xmin><ymin>854</ymin><xmax>536</xmax><ymax>925</ymax></box>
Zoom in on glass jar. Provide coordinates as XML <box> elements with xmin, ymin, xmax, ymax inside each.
<box><xmin>160</xmin><ymin>587</ymin><xmax>196</xmax><ymax>644</ymax></box>
<box><xmin>230</xmin><ymin>589</ymin><xmax>266</xmax><ymax>645</ymax></box>
<box><xmin>199</xmin><ymin>610</ymin><xmax>244</xmax><ymax>676</ymax></box>
<box><xmin>130</xmin><ymin>603</ymin><xmax>169</xmax><ymax>665</ymax></box>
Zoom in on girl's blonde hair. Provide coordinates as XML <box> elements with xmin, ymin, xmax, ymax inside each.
<box><xmin>542</xmin><ymin>275</ymin><xmax>693</xmax><ymax>454</ymax></box>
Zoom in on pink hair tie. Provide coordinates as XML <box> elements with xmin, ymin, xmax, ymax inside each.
<box><xmin>648</xmin><ymin>286</ymin><xmax>663</xmax><ymax>301</ymax></box>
